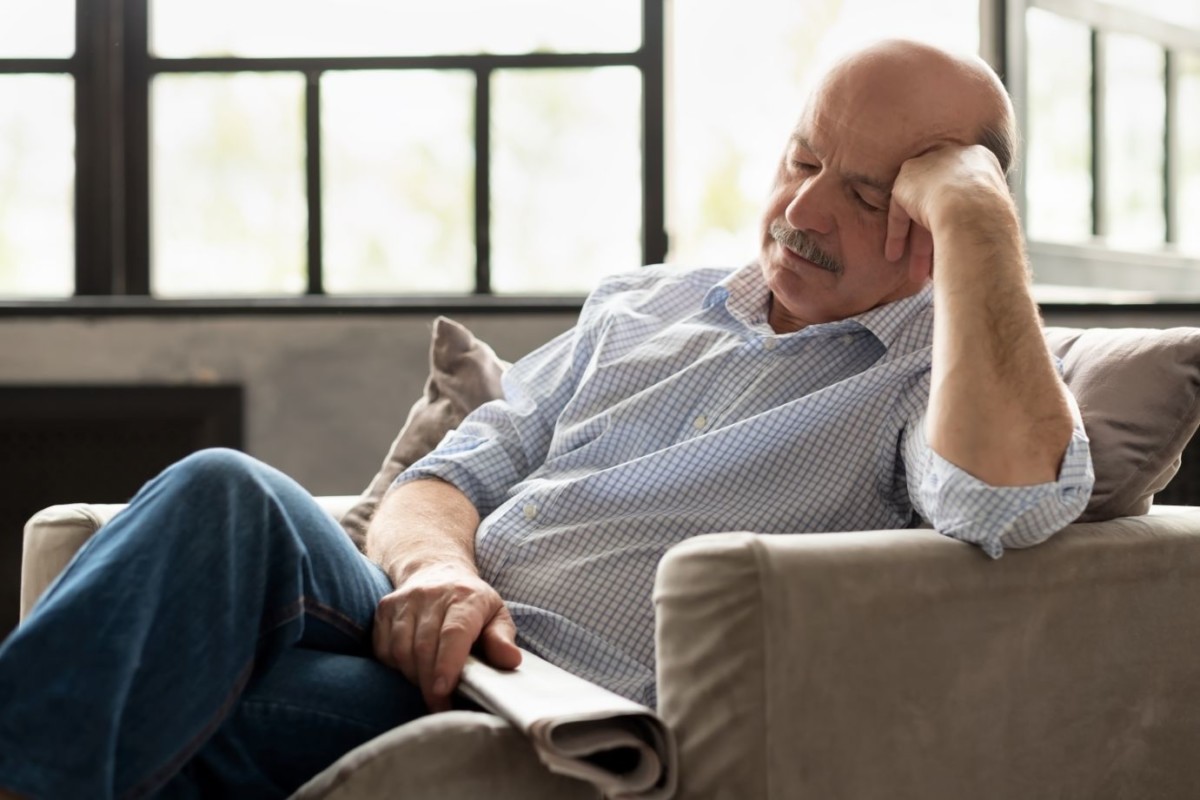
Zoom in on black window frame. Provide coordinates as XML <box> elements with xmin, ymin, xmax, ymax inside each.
<box><xmin>1</xmin><ymin>0</ymin><xmax>666</xmax><ymax>305</ymax></box>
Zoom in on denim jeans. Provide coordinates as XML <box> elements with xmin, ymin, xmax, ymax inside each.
<box><xmin>0</xmin><ymin>448</ymin><xmax>428</xmax><ymax>799</ymax></box>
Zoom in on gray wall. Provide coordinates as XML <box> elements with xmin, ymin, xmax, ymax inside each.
<box><xmin>0</xmin><ymin>312</ymin><xmax>576</xmax><ymax>497</ymax></box>
<box><xmin>2</xmin><ymin>306</ymin><xmax>1197</xmax><ymax>499</ymax></box>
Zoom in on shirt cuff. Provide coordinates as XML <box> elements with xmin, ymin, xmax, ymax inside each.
<box><xmin>918</xmin><ymin>423</ymin><xmax>1094</xmax><ymax>559</ymax></box>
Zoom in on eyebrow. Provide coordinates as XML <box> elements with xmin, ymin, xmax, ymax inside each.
<box><xmin>790</xmin><ymin>133</ymin><xmax>892</xmax><ymax>194</ymax></box>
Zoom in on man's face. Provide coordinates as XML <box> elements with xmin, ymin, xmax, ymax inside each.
<box><xmin>758</xmin><ymin>77</ymin><xmax>939</xmax><ymax>332</ymax></box>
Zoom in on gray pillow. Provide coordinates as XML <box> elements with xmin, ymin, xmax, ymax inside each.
<box><xmin>1045</xmin><ymin>326</ymin><xmax>1200</xmax><ymax>522</ymax></box>
<box><xmin>340</xmin><ymin>317</ymin><xmax>508</xmax><ymax>550</ymax></box>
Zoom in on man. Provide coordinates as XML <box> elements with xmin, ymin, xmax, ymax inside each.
<box><xmin>0</xmin><ymin>39</ymin><xmax>1092</xmax><ymax>799</ymax></box>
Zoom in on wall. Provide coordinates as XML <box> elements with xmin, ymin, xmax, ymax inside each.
<box><xmin>4</xmin><ymin>306</ymin><xmax>1198</xmax><ymax>496</ymax></box>
<box><xmin>0</xmin><ymin>312</ymin><xmax>577</xmax><ymax>497</ymax></box>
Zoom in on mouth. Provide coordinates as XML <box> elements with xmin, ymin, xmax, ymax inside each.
<box><xmin>768</xmin><ymin>220</ymin><xmax>842</xmax><ymax>276</ymax></box>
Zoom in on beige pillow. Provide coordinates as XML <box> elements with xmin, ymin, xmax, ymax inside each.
<box><xmin>340</xmin><ymin>317</ymin><xmax>508</xmax><ymax>550</ymax></box>
<box><xmin>1045</xmin><ymin>326</ymin><xmax>1200</xmax><ymax>522</ymax></box>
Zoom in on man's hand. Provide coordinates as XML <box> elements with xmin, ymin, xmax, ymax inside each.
<box><xmin>365</xmin><ymin>477</ymin><xmax>522</xmax><ymax>712</ymax></box>
<box><xmin>884</xmin><ymin>144</ymin><xmax>1012</xmax><ymax>283</ymax></box>
<box><xmin>373</xmin><ymin>560</ymin><xmax>521</xmax><ymax>712</ymax></box>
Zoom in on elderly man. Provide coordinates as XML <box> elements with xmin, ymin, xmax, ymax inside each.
<box><xmin>0</xmin><ymin>39</ymin><xmax>1091</xmax><ymax>799</ymax></box>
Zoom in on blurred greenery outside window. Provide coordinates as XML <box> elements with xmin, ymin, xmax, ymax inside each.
<box><xmin>2</xmin><ymin>1</ymin><xmax>1199</xmax><ymax>302</ymax></box>
<box><xmin>1019</xmin><ymin>0</ymin><xmax>1200</xmax><ymax>299</ymax></box>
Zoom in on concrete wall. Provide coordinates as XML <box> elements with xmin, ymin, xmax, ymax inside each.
<box><xmin>0</xmin><ymin>312</ymin><xmax>577</xmax><ymax>496</ymax></box>
<box><xmin>2</xmin><ymin>306</ymin><xmax>1197</xmax><ymax>498</ymax></box>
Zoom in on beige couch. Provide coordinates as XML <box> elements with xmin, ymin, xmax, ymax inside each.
<box><xmin>21</xmin><ymin>497</ymin><xmax>1200</xmax><ymax>799</ymax></box>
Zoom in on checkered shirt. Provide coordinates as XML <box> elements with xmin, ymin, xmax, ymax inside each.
<box><xmin>397</xmin><ymin>263</ymin><xmax>1094</xmax><ymax>706</ymax></box>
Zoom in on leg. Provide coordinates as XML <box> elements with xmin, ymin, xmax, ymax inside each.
<box><xmin>159</xmin><ymin>649</ymin><xmax>426</xmax><ymax>799</ymax></box>
<box><xmin>0</xmin><ymin>449</ymin><xmax>424</xmax><ymax>799</ymax></box>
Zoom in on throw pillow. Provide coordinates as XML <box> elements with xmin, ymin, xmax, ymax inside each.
<box><xmin>1044</xmin><ymin>326</ymin><xmax>1200</xmax><ymax>522</ymax></box>
<box><xmin>340</xmin><ymin>316</ymin><xmax>508</xmax><ymax>550</ymax></box>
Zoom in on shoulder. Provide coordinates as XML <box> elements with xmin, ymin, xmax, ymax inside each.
<box><xmin>582</xmin><ymin>265</ymin><xmax>734</xmax><ymax>320</ymax></box>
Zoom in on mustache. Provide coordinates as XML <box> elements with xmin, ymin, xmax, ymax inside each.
<box><xmin>769</xmin><ymin>220</ymin><xmax>843</xmax><ymax>275</ymax></box>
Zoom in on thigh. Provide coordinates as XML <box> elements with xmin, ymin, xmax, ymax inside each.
<box><xmin>159</xmin><ymin>648</ymin><xmax>428</xmax><ymax>799</ymax></box>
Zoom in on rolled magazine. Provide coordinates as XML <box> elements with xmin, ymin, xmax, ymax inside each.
<box><xmin>457</xmin><ymin>650</ymin><xmax>677</xmax><ymax>799</ymax></box>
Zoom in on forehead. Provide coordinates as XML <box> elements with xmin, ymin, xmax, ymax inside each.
<box><xmin>789</xmin><ymin>87</ymin><xmax>974</xmax><ymax>187</ymax></box>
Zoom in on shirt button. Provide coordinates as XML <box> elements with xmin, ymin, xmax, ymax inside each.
<box><xmin>693</xmin><ymin>415</ymin><xmax>708</xmax><ymax>430</ymax></box>
<box><xmin>523</xmin><ymin>503</ymin><xmax>538</xmax><ymax>520</ymax></box>
<box><xmin>763</xmin><ymin>337</ymin><xmax>778</xmax><ymax>351</ymax></box>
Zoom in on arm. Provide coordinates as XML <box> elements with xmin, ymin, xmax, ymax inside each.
<box><xmin>887</xmin><ymin>145</ymin><xmax>1074</xmax><ymax>485</ymax></box>
<box><xmin>366</xmin><ymin>477</ymin><xmax>521</xmax><ymax>712</ymax></box>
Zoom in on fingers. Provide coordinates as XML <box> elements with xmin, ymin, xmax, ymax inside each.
<box><xmin>372</xmin><ymin>569</ymin><xmax>520</xmax><ymax>714</ymax></box>
<box><xmin>885</xmin><ymin>199</ymin><xmax>911</xmax><ymax>263</ymax></box>
<box><xmin>479</xmin><ymin>607</ymin><xmax>523</xmax><ymax>670</ymax></box>
<box><xmin>907</xmin><ymin>224</ymin><xmax>934</xmax><ymax>282</ymax></box>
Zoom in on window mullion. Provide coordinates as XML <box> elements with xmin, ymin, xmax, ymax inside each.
<box><xmin>1164</xmin><ymin>47</ymin><xmax>1179</xmax><ymax>245</ymax></box>
<box><xmin>74</xmin><ymin>0</ymin><xmax>122</xmax><ymax>295</ymax></box>
<box><xmin>641</xmin><ymin>0</ymin><xmax>667</xmax><ymax>265</ymax></box>
<box><xmin>474</xmin><ymin>67</ymin><xmax>492</xmax><ymax>295</ymax></box>
<box><xmin>1090</xmin><ymin>28</ymin><xmax>1108</xmax><ymax>238</ymax></box>
<box><xmin>305</xmin><ymin>71</ymin><xmax>325</xmax><ymax>295</ymax></box>
<box><xmin>123</xmin><ymin>0</ymin><xmax>151</xmax><ymax>295</ymax></box>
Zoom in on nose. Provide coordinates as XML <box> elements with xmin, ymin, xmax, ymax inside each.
<box><xmin>783</xmin><ymin>175</ymin><xmax>833</xmax><ymax>235</ymax></box>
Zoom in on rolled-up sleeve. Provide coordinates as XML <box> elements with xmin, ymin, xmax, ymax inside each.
<box><xmin>904</xmin><ymin>392</ymin><xmax>1095</xmax><ymax>559</ymax></box>
<box><xmin>392</xmin><ymin>326</ymin><xmax>582</xmax><ymax>515</ymax></box>
<box><xmin>391</xmin><ymin>272</ymin><xmax>637</xmax><ymax>516</ymax></box>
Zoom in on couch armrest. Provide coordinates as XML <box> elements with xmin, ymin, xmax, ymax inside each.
<box><xmin>20</xmin><ymin>496</ymin><xmax>361</xmax><ymax>622</ymax></box>
<box><xmin>653</xmin><ymin>508</ymin><xmax>1200</xmax><ymax>799</ymax></box>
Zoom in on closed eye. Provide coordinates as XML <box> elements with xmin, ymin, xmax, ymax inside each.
<box><xmin>853</xmin><ymin>191</ymin><xmax>887</xmax><ymax>213</ymax></box>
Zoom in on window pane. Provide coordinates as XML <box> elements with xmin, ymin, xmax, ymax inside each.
<box><xmin>491</xmin><ymin>67</ymin><xmax>641</xmax><ymax>294</ymax></box>
<box><xmin>1104</xmin><ymin>33</ymin><xmax>1165</xmax><ymax>248</ymax></box>
<box><xmin>151</xmin><ymin>0</ymin><xmax>640</xmax><ymax>58</ymax></box>
<box><xmin>668</xmin><ymin>0</ymin><xmax>979</xmax><ymax>266</ymax></box>
<box><xmin>323</xmin><ymin>71</ymin><xmax>474</xmax><ymax>294</ymax></box>
<box><xmin>1102</xmin><ymin>0</ymin><xmax>1200</xmax><ymax>29</ymax></box>
<box><xmin>0</xmin><ymin>0</ymin><xmax>73</xmax><ymax>57</ymax></box>
<box><xmin>0</xmin><ymin>75</ymin><xmax>73</xmax><ymax>297</ymax></box>
<box><xmin>1025</xmin><ymin>9</ymin><xmax>1092</xmax><ymax>243</ymax></box>
<box><xmin>1179</xmin><ymin>53</ymin><xmax>1200</xmax><ymax>255</ymax></box>
<box><xmin>151</xmin><ymin>74</ymin><xmax>307</xmax><ymax>296</ymax></box>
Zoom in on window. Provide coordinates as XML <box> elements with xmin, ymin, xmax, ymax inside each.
<box><xmin>7</xmin><ymin>1</ymin><xmax>1194</xmax><ymax>305</ymax></box>
<box><xmin>667</xmin><ymin>0</ymin><xmax>981</xmax><ymax>268</ymax></box>
<box><xmin>1009</xmin><ymin>0</ymin><xmax>1200</xmax><ymax>298</ymax></box>
<box><xmin>0</xmin><ymin>0</ymin><xmax>75</xmax><ymax>298</ymax></box>
<box><xmin>0</xmin><ymin>0</ymin><xmax>663</xmax><ymax>300</ymax></box>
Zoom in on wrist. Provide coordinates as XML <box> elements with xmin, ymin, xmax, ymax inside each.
<box><xmin>387</xmin><ymin>549</ymin><xmax>479</xmax><ymax>586</ymax></box>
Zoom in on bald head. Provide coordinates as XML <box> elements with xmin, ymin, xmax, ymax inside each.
<box><xmin>810</xmin><ymin>39</ymin><xmax>1017</xmax><ymax>175</ymax></box>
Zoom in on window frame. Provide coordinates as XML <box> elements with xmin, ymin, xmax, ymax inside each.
<box><xmin>2</xmin><ymin>0</ymin><xmax>666</xmax><ymax>304</ymax></box>
<box><xmin>1004</xmin><ymin>0</ymin><xmax>1200</xmax><ymax>298</ymax></box>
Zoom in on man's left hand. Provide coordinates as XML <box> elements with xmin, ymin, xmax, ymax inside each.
<box><xmin>883</xmin><ymin>144</ymin><xmax>1012</xmax><ymax>281</ymax></box>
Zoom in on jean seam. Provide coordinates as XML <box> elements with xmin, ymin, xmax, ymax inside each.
<box><xmin>120</xmin><ymin>658</ymin><xmax>256</xmax><ymax>800</ymax></box>
<box><xmin>302</xmin><ymin>597</ymin><xmax>369</xmax><ymax>641</ymax></box>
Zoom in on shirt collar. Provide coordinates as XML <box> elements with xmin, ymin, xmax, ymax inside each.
<box><xmin>703</xmin><ymin>262</ymin><xmax>933</xmax><ymax>351</ymax></box>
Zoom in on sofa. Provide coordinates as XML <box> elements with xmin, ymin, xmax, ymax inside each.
<box><xmin>18</xmin><ymin>320</ymin><xmax>1200</xmax><ymax>798</ymax></box>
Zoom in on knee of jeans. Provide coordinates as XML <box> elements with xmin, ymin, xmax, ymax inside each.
<box><xmin>169</xmin><ymin>448</ymin><xmax>271</xmax><ymax>499</ymax></box>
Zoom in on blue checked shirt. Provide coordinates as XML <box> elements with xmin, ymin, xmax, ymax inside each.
<box><xmin>397</xmin><ymin>263</ymin><xmax>1094</xmax><ymax>706</ymax></box>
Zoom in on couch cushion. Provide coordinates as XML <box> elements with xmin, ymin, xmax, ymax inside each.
<box><xmin>1045</xmin><ymin>326</ymin><xmax>1200</xmax><ymax>522</ymax></box>
<box><xmin>339</xmin><ymin>317</ymin><xmax>508</xmax><ymax>549</ymax></box>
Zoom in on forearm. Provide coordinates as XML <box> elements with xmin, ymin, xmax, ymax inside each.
<box><xmin>926</xmin><ymin>193</ymin><xmax>1073</xmax><ymax>486</ymax></box>
<box><xmin>364</xmin><ymin>477</ymin><xmax>481</xmax><ymax>585</ymax></box>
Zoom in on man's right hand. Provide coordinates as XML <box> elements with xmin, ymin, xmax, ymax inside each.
<box><xmin>372</xmin><ymin>560</ymin><xmax>522</xmax><ymax>712</ymax></box>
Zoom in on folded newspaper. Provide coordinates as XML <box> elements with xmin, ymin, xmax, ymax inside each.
<box><xmin>457</xmin><ymin>649</ymin><xmax>677</xmax><ymax>799</ymax></box>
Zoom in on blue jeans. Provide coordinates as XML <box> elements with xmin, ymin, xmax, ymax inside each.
<box><xmin>0</xmin><ymin>449</ymin><xmax>428</xmax><ymax>799</ymax></box>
